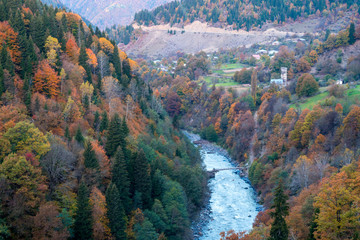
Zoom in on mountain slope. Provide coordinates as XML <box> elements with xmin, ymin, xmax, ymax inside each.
<box><xmin>135</xmin><ymin>0</ymin><xmax>360</xmax><ymax>30</ymax></box>
<box><xmin>57</xmin><ymin>0</ymin><xmax>173</xmax><ymax>28</ymax></box>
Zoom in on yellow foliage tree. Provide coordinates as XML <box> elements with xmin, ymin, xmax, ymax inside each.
<box><xmin>4</xmin><ymin>121</ymin><xmax>50</xmax><ymax>159</ymax></box>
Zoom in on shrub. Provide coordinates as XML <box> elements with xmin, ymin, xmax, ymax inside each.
<box><xmin>329</xmin><ymin>84</ymin><xmax>345</xmax><ymax>98</ymax></box>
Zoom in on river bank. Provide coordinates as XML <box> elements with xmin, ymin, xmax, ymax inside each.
<box><xmin>184</xmin><ymin>132</ymin><xmax>262</xmax><ymax>239</ymax></box>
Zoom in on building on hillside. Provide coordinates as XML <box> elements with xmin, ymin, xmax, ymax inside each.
<box><xmin>270</xmin><ymin>67</ymin><xmax>288</xmax><ymax>87</ymax></box>
<box><xmin>269</xmin><ymin>50</ymin><xmax>278</xmax><ymax>56</ymax></box>
<box><xmin>270</xmin><ymin>78</ymin><xmax>284</xmax><ymax>86</ymax></box>
<box><xmin>252</xmin><ymin>54</ymin><xmax>261</xmax><ymax>60</ymax></box>
<box><xmin>281</xmin><ymin>67</ymin><xmax>288</xmax><ymax>86</ymax></box>
<box><xmin>272</xmin><ymin>41</ymin><xmax>280</xmax><ymax>46</ymax></box>
<box><xmin>256</xmin><ymin>49</ymin><xmax>268</xmax><ymax>55</ymax></box>
<box><xmin>336</xmin><ymin>80</ymin><xmax>343</xmax><ymax>85</ymax></box>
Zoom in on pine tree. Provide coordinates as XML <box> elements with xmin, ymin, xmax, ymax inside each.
<box><xmin>1</xmin><ymin>48</ymin><xmax>15</xmax><ymax>76</ymax></box>
<box><xmin>0</xmin><ymin>64</ymin><xmax>4</xmax><ymax>95</ymax></box>
<box><xmin>349</xmin><ymin>22</ymin><xmax>356</xmax><ymax>45</ymax></box>
<box><xmin>79</xmin><ymin>45</ymin><xmax>88</xmax><ymax>68</ymax></box>
<box><xmin>133</xmin><ymin>150</ymin><xmax>152</xmax><ymax>209</ymax></box>
<box><xmin>111</xmin><ymin>46</ymin><xmax>122</xmax><ymax>81</ymax></box>
<box><xmin>65</xmin><ymin>125</ymin><xmax>71</xmax><ymax>142</ymax></box>
<box><xmin>93</xmin><ymin>111</ymin><xmax>100</xmax><ymax>130</ymax></box>
<box><xmin>99</xmin><ymin>111</ymin><xmax>108</xmax><ymax>132</ymax></box>
<box><xmin>75</xmin><ymin>126</ymin><xmax>84</xmax><ymax>144</ymax></box>
<box><xmin>112</xmin><ymin>148</ymin><xmax>131</xmax><ymax>212</ymax></box>
<box><xmin>0</xmin><ymin>197</ymin><xmax>10</xmax><ymax>240</ymax></box>
<box><xmin>74</xmin><ymin>182</ymin><xmax>93</xmax><ymax>240</ymax></box>
<box><xmin>30</xmin><ymin>16</ymin><xmax>45</xmax><ymax>52</ymax></box>
<box><xmin>122</xmin><ymin>117</ymin><xmax>129</xmax><ymax>137</ymax></box>
<box><xmin>83</xmin><ymin>141</ymin><xmax>99</xmax><ymax>169</ymax></box>
<box><xmin>105</xmin><ymin>114</ymin><xmax>125</xmax><ymax>157</ymax></box>
<box><xmin>269</xmin><ymin>180</ymin><xmax>289</xmax><ymax>240</ymax></box>
<box><xmin>106</xmin><ymin>183</ymin><xmax>127</xmax><ymax>240</ymax></box>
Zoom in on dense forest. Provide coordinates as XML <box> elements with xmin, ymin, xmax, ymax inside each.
<box><xmin>1</xmin><ymin>0</ymin><xmax>360</xmax><ymax>239</ymax></box>
<box><xmin>134</xmin><ymin>0</ymin><xmax>360</xmax><ymax>30</ymax></box>
<box><xmin>0</xmin><ymin>0</ymin><xmax>207</xmax><ymax>239</ymax></box>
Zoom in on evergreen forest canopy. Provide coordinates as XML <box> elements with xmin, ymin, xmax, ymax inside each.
<box><xmin>0</xmin><ymin>0</ymin><xmax>206</xmax><ymax>239</ymax></box>
<box><xmin>134</xmin><ymin>0</ymin><xmax>359</xmax><ymax>30</ymax></box>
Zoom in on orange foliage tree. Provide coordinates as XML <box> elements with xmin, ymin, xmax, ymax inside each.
<box><xmin>0</xmin><ymin>21</ymin><xmax>21</xmax><ymax>64</ymax></box>
<box><xmin>66</xmin><ymin>38</ymin><xmax>80</xmax><ymax>62</ymax></box>
<box><xmin>33</xmin><ymin>60</ymin><xmax>60</xmax><ymax>98</ymax></box>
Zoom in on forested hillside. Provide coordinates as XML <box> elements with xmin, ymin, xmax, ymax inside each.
<box><xmin>135</xmin><ymin>0</ymin><xmax>359</xmax><ymax>30</ymax></box>
<box><xmin>0</xmin><ymin>0</ymin><xmax>206</xmax><ymax>239</ymax></box>
<box><xmin>54</xmin><ymin>0</ymin><xmax>173</xmax><ymax>28</ymax></box>
<box><xmin>142</xmin><ymin>19</ymin><xmax>360</xmax><ymax>238</ymax></box>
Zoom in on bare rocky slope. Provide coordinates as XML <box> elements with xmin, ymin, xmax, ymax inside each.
<box><xmin>56</xmin><ymin>0</ymin><xmax>172</xmax><ymax>28</ymax></box>
<box><xmin>123</xmin><ymin>11</ymin><xmax>358</xmax><ymax>59</ymax></box>
<box><xmin>122</xmin><ymin>21</ymin><xmax>304</xmax><ymax>58</ymax></box>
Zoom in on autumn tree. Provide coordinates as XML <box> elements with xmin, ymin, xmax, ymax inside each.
<box><xmin>296</xmin><ymin>73</ymin><xmax>319</xmax><ymax>97</ymax></box>
<box><xmin>343</xmin><ymin>106</ymin><xmax>360</xmax><ymax>148</ymax></box>
<box><xmin>293</xmin><ymin>155</ymin><xmax>313</xmax><ymax>189</ymax></box>
<box><xmin>74</xmin><ymin>182</ymin><xmax>93</xmax><ymax>240</ymax></box>
<box><xmin>63</xmin><ymin>96</ymin><xmax>81</xmax><ymax>123</ymax></box>
<box><xmin>166</xmin><ymin>91</ymin><xmax>181</xmax><ymax>117</ymax></box>
<box><xmin>4</xmin><ymin>121</ymin><xmax>50</xmax><ymax>159</ymax></box>
<box><xmin>314</xmin><ymin>168</ymin><xmax>360</xmax><ymax>239</ymax></box>
<box><xmin>32</xmin><ymin>202</ymin><xmax>70</xmax><ymax>239</ymax></box>
<box><xmin>33</xmin><ymin>60</ymin><xmax>60</xmax><ymax>98</ymax></box>
<box><xmin>66</xmin><ymin>38</ymin><xmax>79</xmax><ymax>62</ymax></box>
<box><xmin>86</xmin><ymin>48</ymin><xmax>98</xmax><ymax>73</ymax></box>
<box><xmin>106</xmin><ymin>183</ymin><xmax>127</xmax><ymax>240</ymax></box>
<box><xmin>90</xmin><ymin>187</ymin><xmax>112</xmax><ymax>240</ymax></box>
<box><xmin>45</xmin><ymin>36</ymin><xmax>61</xmax><ymax>67</ymax></box>
<box><xmin>296</xmin><ymin>57</ymin><xmax>311</xmax><ymax>73</ymax></box>
<box><xmin>269</xmin><ymin>180</ymin><xmax>289</xmax><ymax>240</ymax></box>
<box><xmin>0</xmin><ymin>154</ymin><xmax>46</xmax><ymax>238</ymax></box>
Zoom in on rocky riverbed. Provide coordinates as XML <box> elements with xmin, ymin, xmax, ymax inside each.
<box><xmin>184</xmin><ymin>132</ymin><xmax>262</xmax><ymax>239</ymax></box>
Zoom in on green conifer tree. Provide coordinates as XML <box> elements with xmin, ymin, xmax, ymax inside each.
<box><xmin>83</xmin><ymin>141</ymin><xmax>99</xmax><ymax>169</ymax></box>
<box><xmin>0</xmin><ymin>64</ymin><xmax>4</xmax><ymax>95</ymax></box>
<box><xmin>75</xmin><ymin>126</ymin><xmax>84</xmax><ymax>144</ymax></box>
<box><xmin>349</xmin><ymin>22</ymin><xmax>356</xmax><ymax>45</ymax></box>
<box><xmin>93</xmin><ymin>111</ymin><xmax>100</xmax><ymax>130</ymax></box>
<box><xmin>105</xmin><ymin>114</ymin><xmax>125</xmax><ymax>157</ymax></box>
<box><xmin>79</xmin><ymin>45</ymin><xmax>88</xmax><ymax>68</ymax></box>
<box><xmin>106</xmin><ymin>183</ymin><xmax>127</xmax><ymax>240</ymax></box>
<box><xmin>269</xmin><ymin>180</ymin><xmax>289</xmax><ymax>240</ymax></box>
<box><xmin>99</xmin><ymin>111</ymin><xmax>108</xmax><ymax>132</ymax></box>
<box><xmin>73</xmin><ymin>182</ymin><xmax>93</xmax><ymax>240</ymax></box>
<box><xmin>65</xmin><ymin>125</ymin><xmax>71</xmax><ymax>142</ymax></box>
<box><xmin>112</xmin><ymin>148</ymin><xmax>131</xmax><ymax>212</ymax></box>
<box><xmin>111</xmin><ymin>46</ymin><xmax>122</xmax><ymax>81</ymax></box>
<box><xmin>133</xmin><ymin>150</ymin><xmax>152</xmax><ymax>209</ymax></box>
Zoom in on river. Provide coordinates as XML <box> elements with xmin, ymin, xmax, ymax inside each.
<box><xmin>185</xmin><ymin>132</ymin><xmax>261</xmax><ymax>240</ymax></box>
